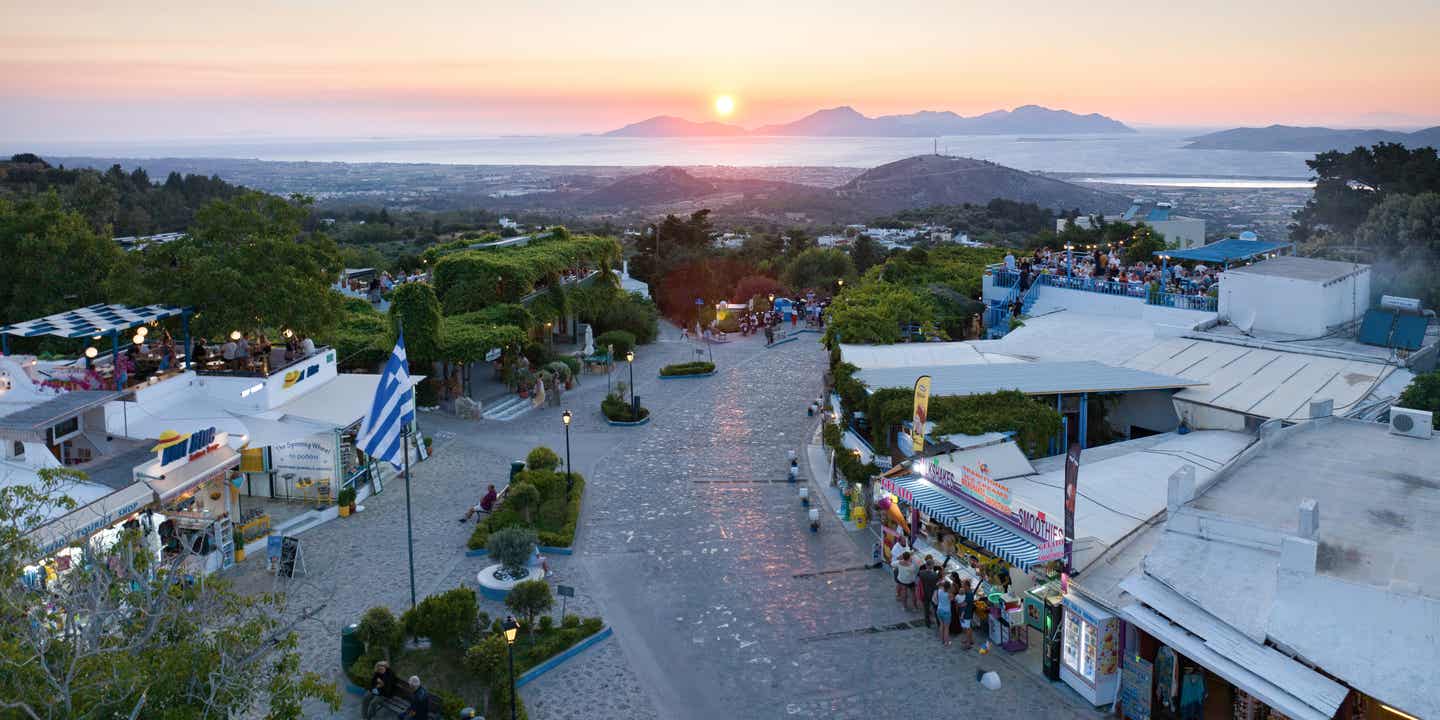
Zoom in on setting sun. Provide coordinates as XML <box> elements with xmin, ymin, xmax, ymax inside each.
<box><xmin>714</xmin><ymin>94</ymin><xmax>736</xmax><ymax>116</ymax></box>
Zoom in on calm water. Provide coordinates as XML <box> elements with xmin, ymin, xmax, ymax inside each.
<box><xmin>1078</xmin><ymin>176</ymin><xmax>1316</xmax><ymax>188</ymax></box>
<box><xmin>11</xmin><ymin>128</ymin><xmax>1315</xmax><ymax>178</ymax></box>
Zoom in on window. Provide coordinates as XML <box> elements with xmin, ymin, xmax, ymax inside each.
<box><xmin>11</xmin><ymin>441</ymin><xmax>23</xmax><ymax>459</ymax></box>
<box><xmin>48</xmin><ymin>417</ymin><xmax>80</xmax><ymax>444</ymax></box>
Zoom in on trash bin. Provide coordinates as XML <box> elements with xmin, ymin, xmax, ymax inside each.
<box><xmin>632</xmin><ymin>395</ymin><xmax>642</xmax><ymax>417</ymax></box>
<box><xmin>509</xmin><ymin>460</ymin><xmax>526</xmax><ymax>482</ymax></box>
<box><xmin>341</xmin><ymin>623</ymin><xmax>363</xmax><ymax>676</ymax></box>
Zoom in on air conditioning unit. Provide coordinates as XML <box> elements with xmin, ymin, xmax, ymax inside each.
<box><xmin>1388</xmin><ymin>407</ymin><xmax>1434</xmax><ymax>439</ymax></box>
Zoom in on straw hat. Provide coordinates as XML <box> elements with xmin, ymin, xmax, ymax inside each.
<box><xmin>152</xmin><ymin>430</ymin><xmax>187</xmax><ymax>452</ymax></box>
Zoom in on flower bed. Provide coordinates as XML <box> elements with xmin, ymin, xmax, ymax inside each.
<box><xmin>467</xmin><ymin>446</ymin><xmax>584</xmax><ymax>551</ymax></box>
<box><xmin>601</xmin><ymin>392</ymin><xmax>649</xmax><ymax>423</ymax></box>
<box><xmin>659</xmin><ymin>361</ymin><xmax>715</xmax><ymax>377</ymax></box>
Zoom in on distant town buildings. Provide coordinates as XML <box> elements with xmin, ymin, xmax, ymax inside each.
<box><xmin>1058</xmin><ymin>199</ymin><xmax>1206</xmax><ymax>249</ymax></box>
<box><xmin>817</xmin><ymin>224</ymin><xmax>964</xmax><ymax>251</ymax></box>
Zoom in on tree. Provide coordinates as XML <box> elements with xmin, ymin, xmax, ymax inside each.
<box><xmin>526</xmin><ymin>446</ymin><xmax>561</xmax><ymax>472</ymax></box>
<box><xmin>486</xmin><ymin>526</ymin><xmax>538</xmax><ymax>574</ymax></box>
<box><xmin>783</xmin><ymin>247</ymin><xmax>854</xmax><ymax>293</ymax></box>
<box><xmin>389</xmin><ymin>282</ymin><xmax>443</xmax><ymax>365</ymax></box>
<box><xmin>357</xmin><ymin>607</ymin><xmax>405</xmax><ymax>660</ymax></box>
<box><xmin>505</xmin><ymin>580</ymin><xmax>554</xmax><ymax>628</ymax></box>
<box><xmin>507</xmin><ymin>482</ymin><xmax>541</xmax><ymax>524</ymax></box>
<box><xmin>1351</xmin><ymin>192</ymin><xmax>1440</xmax><ymax>306</ymax></box>
<box><xmin>0</xmin><ymin>468</ymin><xmax>339</xmax><ymax>719</ymax></box>
<box><xmin>1122</xmin><ymin>224</ymin><xmax>1167</xmax><ymax>265</ymax></box>
<box><xmin>849</xmin><ymin>235</ymin><xmax>888</xmax><ymax>274</ymax></box>
<box><xmin>1398</xmin><ymin>371</ymin><xmax>1440</xmax><ymax>428</ymax></box>
<box><xmin>731</xmin><ymin>275</ymin><xmax>786</xmax><ymax>304</ymax></box>
<box><xmin>0</xmin><ymin>193</ymin><xmax>122</xmax><ymax>334</ymax></box>
<box><xmin>119</xmin><ymin>191</ymin><xmax>344</xmax><ymax>338</ymax></box>
<box><xmin>824</xmin><ymin>282</ymin><xmax>934</xmax><ymax>344</ymax></box>
<box><xmin>1294</xmin><ymin>142</ymin><xmax>1440</xmax><ymax>239</ymax></box>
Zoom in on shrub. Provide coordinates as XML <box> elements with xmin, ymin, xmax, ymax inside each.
<box><xmin>337</xmin><ymin>486</ymin><xmax>357</xmax><ymax>507</ymax></box>
<box><xmin>538</xmin><ymin>498</ymin><xmax>567</xmax><ymax>527</ymax></box>
<box><xmin>559</xmin><ymin>355</ymin><xmax>581</xmax><ymax>378</ymax></box>
<box><xmin>580</xmin><ymin>616</ymin><xmax>604</xmax><ymax>635</ymax></box>
<box><xmin>594</xmin><ymin>329</ymin><xmax>636</xmax><ymax>357</ymax></box>
<box><xmin>507</xmin><ymin>482</ymin><xmax>541</xmax><ymax>523</ymax></box>
<box><xmin>561</xmin><ymin>614</ymin><xmax>580</xmax><ymax>629</ymax></box>
<box><xmin>486</xmin><ymin>526</ymin><xmax>538</xmax><ymax>572</ymax></box>
<box><xmin>522</xmin><ymin>469</ymin><xmax>563</xmax><ymax>502</ymax></box>
<box><xmin>525</xmin><ymin>446</ymin><xmax>561</xmax><ymax>472</ymax></box>
<box><xmin>464</xmin><ymin>634</ymin><xmax>508</xmax><ymax>681</ymax></box>
<box><xmin>348</xmin><ymin>651</ymin><xmax>383</xmax><ymax>688</ymax></box>
<box><xmin>594</xmin><ymin>291</ymin><xmax>659</xmax><ymax>344</ymax></box>
<box><xmin>1399</xmin><ymin>370</ymin><xmax>1440</xmax><ymax>428</ymax></box>
<box><xmin>402</xmin><ymin>586</ymin><xmax>479</xmax><ymax>649</ymax></box>
<box><xmin>505</xmin><ymin>580</ymin><xmax>553</xmax><ymax>626</ymax></box>
<box><xmin>601</xmin><ymin>392</ymin><xmax>648</xmax><ymax>422</ymax></box>
<box><xmin>544</xmin><ymin>360</ymin><xmax>572</xmax><ymax>381</ymax></box>
<box><xmin>357</xmin><ymin>606</ymin><xmax>404</xmax><ymax>659</ymax></box>
<box><xmin>659</xmin><ymin>361</ymin><xmax>715</xmax><ymax>376</ymax></box>
<box><xmin>538</xmin><ymin>615</ymin><xmax>554</xmax><ymax>632</ymax></box>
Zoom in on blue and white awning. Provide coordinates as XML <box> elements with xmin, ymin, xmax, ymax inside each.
<box><xmin>881</xmin><ymin>473</ymin><xmax>1040</xmax><ymax>570</ymax></box>
<box><xmin>2</xmin><ymin>303</ymin><xmax>189</xmax><ymax>339</ymax></box>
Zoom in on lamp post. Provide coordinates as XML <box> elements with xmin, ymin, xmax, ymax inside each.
<box><xmin>561</xmin><ymin>410</ymin><xmax>573</xmax><ymax>497</ymax></box>
<box><xmin>625</xmin><ymin>350</ymin><xmax>635</xmax><ymax>407</ymax></box>
<box><xmin>545</xmin><ymin>321</ymin><xmax>553</xmax><ymax>354</ymax></box>
<box><xmin>503</xmin><ymin>615</ymin><xmax>519</xmax><ymax>720</ymax></box>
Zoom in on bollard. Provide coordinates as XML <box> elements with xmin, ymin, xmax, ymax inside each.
<box><xmin>808</xmin><ymin>507</ymin><xmax>820</xmax><ymax>532</ymax></box>
<box><xmin>798</xmin><ymin>486</ymin><xmax>809</xmax><ymax>507</ymax></box>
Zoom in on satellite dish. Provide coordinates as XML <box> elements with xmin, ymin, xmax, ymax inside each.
<box><xmin>1236</xmin><ymin>308</ymin><xmax>1256</xmax><ymax>334</ymax></box>
<box><xmin>1239</xmin><ymin>230</ymin><xmax>1258</xmax><ymax>242</ymax></box>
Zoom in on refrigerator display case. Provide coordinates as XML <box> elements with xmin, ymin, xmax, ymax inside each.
<box><xmin>1060</xmin><ymin>593</ymin><xmax>1121</xmax><ymax>705</ymax></box>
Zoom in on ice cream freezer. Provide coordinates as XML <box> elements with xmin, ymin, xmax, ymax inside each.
<box><xmin>1060</xmin><ymin>592</ymin><xmax>1121</xmax><ymax>706</ymax></box>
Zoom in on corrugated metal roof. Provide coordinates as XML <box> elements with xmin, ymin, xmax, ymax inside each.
<box><xmin>0</xmin><ymin>391</ymin><xmax>120</xmax><ymax>437</ymax></box>
<box><xmin>839</xmin><ymin>342</ymin><xmax>1022</xmax><ymax>370</ymax></box>
<box><xmin>1125</xmin><ymin>338</ymin><xmax>1395</xmax><ymax>420</ymax></box>
<box><xmin>857</xmin><ymin>360</ymin><xmax>1202</xmax><ymax>397</ymax></box>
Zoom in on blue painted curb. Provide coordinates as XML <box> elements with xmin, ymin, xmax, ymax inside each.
<box><xmin>479</xmin><ymin>583</ymin><xmax>509</xmax><ymax>601</ymax></box>
<box><xmin>605</xmin><ymin>415</ymin><xmax>651</xmax><ymax>426</ymax></box>
<box><xmin>766</xmin><ymin>336</ymin><xmax>799</xmax><ymax>348</ymax></box>
<box><xmin>344</xmin><ymin>680</ymin><xmax>366</xmax><ymax>696</ymax></box>
<box><xmin>515</xmin><ymin>626</ymin><xmax>614</xmax><ymax>688</ymax></box>
<box><xmin>658</xmin><ymin>370</ymin><xmax>716</xmax><ymax>379</ymax></box>
<box><xmin>465</xmin><ymin>545</ymin><xmax>574</xmax><ymax>557</ymax></box>
<box><xmin>796</xmin><ymin>328</ymin><xmax>824</xmax><ymax>334</ymax></box>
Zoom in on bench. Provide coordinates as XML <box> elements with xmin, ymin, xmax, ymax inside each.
<box><xmin>462</xmin><ymin>485</ymin><xmax>510</xmax><ymax>525</ymax></box>
<box><xmin>365</xmin><ymin>683</ymin><xmax>443</xmax><ymax>719</ymax></box>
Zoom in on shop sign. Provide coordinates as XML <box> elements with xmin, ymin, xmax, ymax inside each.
<box><xmin>273</xmin><ymin>438</ymin><xmax>332</xmax><ymax>474</ymax></box>
<box><xmin>880</xmin><ymin>476</ymin><xmax>913</xmax><ymax>504</ymax></box>
<box><xmin>281</xmin><ymin>362</ymin><xmax>322</xmax><ymax>389</ymax></box>
<box><xmin>1037</xmin><ymin>537</ymin><xmax>1065</xmax><ymax>563</ymax></box>
<box><xmin>1119</xmin><ymin>654</ymin><xmax>1154</xmax><ymax>720</ymax></box>
<box><xmin>160</xmin><ymin>426</ymin><xmax>221</xmax><ymax>467</ymax></box>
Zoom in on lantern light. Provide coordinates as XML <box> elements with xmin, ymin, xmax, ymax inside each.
<box><xmin>230</xmin><ymin>330</ymin><xmax>242</xmax><ymax>341</ymax></box>
<box><xmin>84</xmin><ymin>347</ymin><xmax>98</xmax><ymax>359</ymax></box>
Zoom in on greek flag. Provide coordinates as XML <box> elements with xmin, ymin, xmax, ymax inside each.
<box><xmin>357</xmin><ymin>331</ymin><xmax>416</xmax><ymax>468</ymax></box>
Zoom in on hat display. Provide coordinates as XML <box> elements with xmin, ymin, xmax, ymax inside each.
<box><xmin>151</xmin><ymin>430</ymin><xmax>187</xmax><ymax>452</ymax></box>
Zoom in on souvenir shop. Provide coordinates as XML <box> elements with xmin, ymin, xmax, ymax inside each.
<box><xmin>22</xmin><ymin>481</ymin><xmax>159</xmax><ymax>592</ymax></box>
<box><xmin>134</xmin><ymin>426</ymin><xmax>243</xmax><ymax>577</ymax></box>
<box><xmin>874</xmin><ymin>456</ymin><xmax>1067</xmax><ymax>658</ymax></box>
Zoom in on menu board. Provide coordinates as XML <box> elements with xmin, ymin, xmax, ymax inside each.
<box><xmin>1062</xmin><ymin>611</ymin><xmax>1082</xmax><ymax>678</ymax></box>
<box><xmin>1120</xmin><ymin>655</ymin><xmax>1154</xmax><ymax>720</ymax></box>
<box><xmin>1082</xmin><ymin>621</ymin><xmax>1098</xmax><ymax>681</ymax></box>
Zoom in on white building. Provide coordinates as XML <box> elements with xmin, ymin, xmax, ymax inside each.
<box><xmin>1059</xmin><ymin>200</ymin><xmax>1207</xmax><ymax>250</ymax></box>
<box><xmin>1218</xmin><ymin>255</ymin><xmax>1370</xmax><ymax>338</ymax></box>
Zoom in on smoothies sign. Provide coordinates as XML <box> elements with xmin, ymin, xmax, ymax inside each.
<box><xmin>922</xmin><ymin>460</ymin><xmax>1061</xmax><ymax>542</ymax></box>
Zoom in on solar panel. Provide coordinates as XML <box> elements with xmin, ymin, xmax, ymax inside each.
<box><xmin>1357</xmin><ymin>309</ymin><xmax>1396</xmax><ymax>347</ymax></box>
<box><xmin>1392</xmin><ymin>314</ymin><xmax>1429</xmax><ymax>351</ymax></box>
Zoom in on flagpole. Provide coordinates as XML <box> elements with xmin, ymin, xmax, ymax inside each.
<box><xmin>398</xmin><ymin>316</ymin><xmax>417</xmax><ymax>610</ymax></box>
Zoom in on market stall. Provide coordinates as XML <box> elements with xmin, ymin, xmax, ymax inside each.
<box><xmin>133</xmin><ymin>427</ymin><xmax>241</xmax><ymax>576</ymax></box>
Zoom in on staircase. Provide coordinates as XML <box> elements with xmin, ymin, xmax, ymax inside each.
<box><xmin>481</xmin><ymin>395</ymin><xmax>536</xmax><ymax>422</ymax></box>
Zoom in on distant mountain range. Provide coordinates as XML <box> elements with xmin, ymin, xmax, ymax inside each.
<box><xmin>602</xmin><ymin>105</ymin><xmax>1134</xmax><ymax>138</ymax></box>
<box><xmin>1185</xmin><ymin>124</ymin><xmax>1440</xmax><ymax>152</ymax></box>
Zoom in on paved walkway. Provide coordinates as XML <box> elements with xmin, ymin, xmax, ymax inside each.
<box><xmin>225</xmin><ymin>326</ymin><xmax>1106</xmax><ymax>719</ymax></box>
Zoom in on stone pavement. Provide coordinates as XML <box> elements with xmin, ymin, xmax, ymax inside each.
<box><xmin>222</xmin><ymin>326</ymin><xmax>1106</xmax><ymax>719</ymax></box>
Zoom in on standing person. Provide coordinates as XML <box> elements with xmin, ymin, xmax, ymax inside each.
<box><xmin>947</xmin><ymin>572</ymin><xmax>965</xmax><ymax>640</ymax></box>
<box><xmin>958</xmin><ymin>578</ymin><xmax>978</xmax><ymax>649</ymax></box>
<box><xmin>403</xmin><ymin>675</ymin><xmax>430</xmax><ymax>719</ymax></box>
<box><xmin>934</xmin><ymin>580</ymin><xmax>953</xmax><ymax>646</ymax></box>
<box><xmin>893</xmin><ymin>551</ymin><xmax>919</xmax><ymax>611</ymax></box>
<box><xmin>917</xmin><ymin>557</ymin><xmax>942</xmax><ymax>628</ymax></box>
<box><xmin>362</xmin><ymin>660</ymin><xmax>398</xmax><ymax>719</ymax></box>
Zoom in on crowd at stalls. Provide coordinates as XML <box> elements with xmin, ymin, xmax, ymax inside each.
<box><xmin>1004</xmin><ymin>247</ymin><xmax>1222</xmax><ymax>297</ymax></box>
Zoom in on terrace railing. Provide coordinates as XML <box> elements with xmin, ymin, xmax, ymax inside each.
<box><xmin>1147</xmin><ymin>291</ymin><xmax>1218</xmax><ymax>312</ymax></box>
<box><xmin>194</xmin><ymin>346</ymin><xmax>333</xmax><ymax>378</ymax></box>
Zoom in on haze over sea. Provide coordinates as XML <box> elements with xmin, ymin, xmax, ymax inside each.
<box><xmin>17</xmin><ymin>128</ymin><xmax>1315</xmax><ymax>186</ymax></box>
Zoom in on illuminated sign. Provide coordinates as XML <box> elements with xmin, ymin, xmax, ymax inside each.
<box><xmin>159</xmin><ymin>426</ymin><xmax>220</xmax><ymax>466</ymax></box>
<box><xmin>918</xmin><ymin>459</ymin><xmax>1061</xmax><ymax>542</ymax></box>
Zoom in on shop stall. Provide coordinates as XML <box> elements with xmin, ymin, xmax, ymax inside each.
<box><xmin>22</xmin><ymin>481</ymin><xmax>161</xmax><ymax>592</ymax></box>
<box><xmin>133</xmin><ymin>427</ymin><xmax>241</xmax><ymax>576</ymax></box>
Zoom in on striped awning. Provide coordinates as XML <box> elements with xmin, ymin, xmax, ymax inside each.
<box><xmin>880</xmin><ymin>474</ymin><xmax>1040</xmax><ymax>570</ymax></box>
<box><xmin>2</xmin><ymin>303</ymin><xmax>189</xmax><ymax>339</ymax></box>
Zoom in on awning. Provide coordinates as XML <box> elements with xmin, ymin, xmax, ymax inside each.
<box><xmin>880</xmin><ymin>474</ymin><xmax>1040</xmax><ymax>570</ymax></box>
<box><xmin>1154</xmin><ymin>238</ymin><xmax>1292</xmax><ymax>265</ymax></box>
<box><xmin>27</xmin><ymin>481</ymin><xmax>156</xmax><ymax>557</ymax></box>
<box><xmin>2</xmin><ymin>303</ymin><xmax>189</xmax><ymax>339</ymax></box>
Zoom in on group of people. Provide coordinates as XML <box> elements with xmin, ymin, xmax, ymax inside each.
<box><xmin>891</xmin><ymin>549</ymin><xmax>980</xmax><ymax>649</ymax></box>
<box><xmin>191</xmin><ymin>332</ymin><xmax>317</xmax><ymax>374</ymax></box>
<box><xmin>1003</xmin><ymin>247</ymin><xmax>1221</xmax><ymax>298</ymax></box>
<box><xmin>363</xmin><ymin>661</ymin><xmax>477</xmax><ymax>719</ymax></box>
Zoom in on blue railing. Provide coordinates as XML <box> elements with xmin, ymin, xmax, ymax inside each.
<box><xmin>1147</xmin><ymin>291</ymin><xmax>1218</xmax><ymax>312</ymax></box>
<box><xmin>1036</xmin><ymin>274</ymin><xmax>1148</xmax><ymax>298</ymax></box>
<box><xmin>990</xmin><ymin>269</ymin><xmax>1020</xmax><ymax>288</ymax></box>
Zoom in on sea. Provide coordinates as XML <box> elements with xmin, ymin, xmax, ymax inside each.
<box><xmin>11</xmin><ymin>128</ymin><xmax>1316</xmax><ymax>188</ymax></box>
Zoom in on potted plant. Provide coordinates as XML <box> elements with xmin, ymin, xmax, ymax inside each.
<box><xmin>337</xmin><ymin>487</ymin><xmax>357</xmax><ymax>517</ymax></box>
<box><xmin>233</xmin><ymin>529</ymin><xmax>246</xmax><ymax>562</ymax></box>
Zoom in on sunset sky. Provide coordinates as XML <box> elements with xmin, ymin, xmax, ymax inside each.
<box><xmin>4</xmin><ymin>0</ymin><xmax>1439</xmax><ymax>141</ymax></box>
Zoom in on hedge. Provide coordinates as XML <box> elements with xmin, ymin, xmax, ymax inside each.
<box><xmin>431</xmin><ymin>234</ymin><xmax>621</xmax><ymax>312</ymax></box>
<box><xmin>659</xmin><ymin>361</ymin><xmax>715</xmax><ymax>376</ymax></box>
<box><xmin>467</xmin><ymin>470</ymin><xmax>584</xmax><ymax>550</ymax></box>
<box><xmin>601</xmin><ymin>393</ymin><xmax>649</xmax><ymax>422</ymax></box>
<box><xmin>594</xmin><ymin>329</ymin><xmax>636</xmax><ymax>357</ymax></box>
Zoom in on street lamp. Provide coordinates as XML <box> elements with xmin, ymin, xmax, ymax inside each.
<box><xmin>625</xmin><ymin>350</ymin><xmax>635</xmax><ymax>407</ymax></box>
<box><xmin>503</xmin><ymin>615</ymin><xmax>520</xmax><ymax>720</ymax></box>
<box><xmin>561</xmin><ymin>410</ymin><xmax>573</xmax><ymax>497</ymax></box>
<box><xmin>545</xmin><ymin>321</ymin><xmax>553</xmax><ymax>353</ymax></box>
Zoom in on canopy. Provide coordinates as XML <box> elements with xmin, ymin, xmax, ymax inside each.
<box><xmin>879</xmin><ymin>473</ymin><xmax>1040</xmax><ymax>570</ymax></box>
<box><xmin>2</xmin><ymin>303</ymin><xmax>190</xmax><ymax>339</ymax></box>
<box><xmin>1154</xmin><ymin>239</ymin><xmax>1292</xmax><ymax>265</ymax></box>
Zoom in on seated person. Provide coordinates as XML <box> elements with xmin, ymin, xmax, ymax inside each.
<box><xmin>458</xmin><ymin>484</ymin><xmax>499</xmax><ymax>522</ymax></box>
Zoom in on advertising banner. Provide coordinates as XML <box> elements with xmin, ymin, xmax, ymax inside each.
<box><xmin>910</xmin><ymin>375</ymin><xmax>931</xmax><ymax>454</ymax></box>
<box><xmin>1064</xmin><ymin>443</ymin><xmax>1081</xmax><ymax>573</ymax></box>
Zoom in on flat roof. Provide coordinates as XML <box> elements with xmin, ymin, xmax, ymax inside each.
<box><xmin>839</xmin><ymin>342</ymin><xmax>1023</xmax><ymax>370</ymax></box>
<box><xmin>1223</xmin><ymin>255</ymin><xmax>1367</xmax><ymax>282</ymax></box>
<box><xmin>857</xmin><ymin>360</ymin><xmax>1203</xmax><ymax>397</ymax></box>
<box><xmin>0</xmin><ymin>391</ymin><xmax>121</xmax><ymax>438</ymax></box>
<box><xmin>1155</xmin><ymin>238</ymin><xmax>1292</xmax><ymax>264</ymax></box>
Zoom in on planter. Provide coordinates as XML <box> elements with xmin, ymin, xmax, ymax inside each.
<box><xmin>658</xmin><ymin>370</ymin><xmax>715</xmax><ymax>379</ymax></box>
<box><xmin>477</xmin><ymin>562</ymin><xmax>548</xmax><ymax>601</ymax></box>
<box><xmin>604</xmin><ymin>415</ymin><xmax>651</xmax><ymax>427</ymax></box>
<box><xmin>234</xmin><ymin>548</ymin><xmax>246</xmax><ymax>562</ymax></box>
<box><xmin>338</xmin><ymin>505</ymin><xmax>351</xmax><ymax>518</ymax></box>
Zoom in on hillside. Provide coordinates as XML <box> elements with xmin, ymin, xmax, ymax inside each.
<box><xmin>576</xmin><ymin>166</ymin><xmax>718</xmax><ymax>206</ymax></box>
<box><xmin>603</xmin><ymin>104</ymin><xmax>1133</xmax><ymax>137</ymax></box>
<box><xmin>1185</xmin><ymin>124</ymin><xmax>1440</xmax><ymax>151</ymax></box>
<box><xmin>602</xmin><ymin>115</ymin><xmax>747</xmax><ymax>137</ymax></box>
<box><xmin>834</xmin><ymin>155</ymin><xmax>1126</xmax><ymax>213</ymax></box>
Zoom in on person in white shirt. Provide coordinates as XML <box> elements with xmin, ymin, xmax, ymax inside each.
<box><xmin>300</xmin><ymin>337</ymin><xmax>316</xmax><ymax>356</ymax></box>
<box><xmin>221</xmin><ymin>340</ymin><xmax>237</xmax><ymax>362</ymax></box>
<box><xmin>1003</xmin><ymin>253</ymin><xmax>1016</xmax><ymax>272</ymax></box>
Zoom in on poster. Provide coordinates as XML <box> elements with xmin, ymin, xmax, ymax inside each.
<box><xmin>910</xmin><ymin>375</ymin><xmax>931</xmax><ymax>453</ymax></box>
<box><xmin>1063</xmin><ymin>443</ymin><xmax>1081</xmax><ymax>572</ymax></box>
<box><xmin>1120</xmin><ymin>654</ymin><xmax>1154</xmax><ymax>720</ymax></box>
<box><xmin>272</xmin><ymin>434</ymin><xmax>334</xmax><ymax>475</ymax></box>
